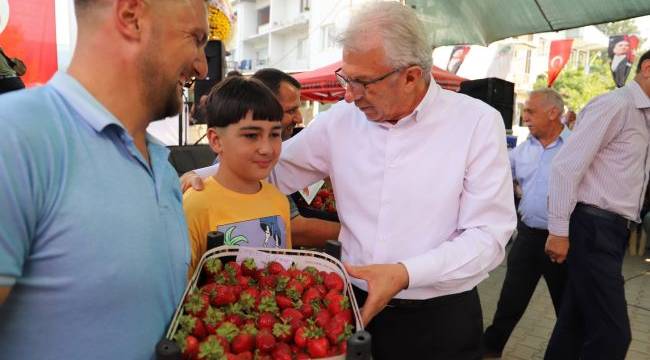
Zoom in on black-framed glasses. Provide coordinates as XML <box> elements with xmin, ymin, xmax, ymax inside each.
<box><xmin>334</xmin><ymin>67</ymin><xmax>402</xmax><ymax>93</ymax></box>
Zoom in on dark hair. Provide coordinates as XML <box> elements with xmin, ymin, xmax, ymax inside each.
<box><xmin>252</xmin><ymin>68</ymin><xmax>301</xmax><ymax>95</ymax></box>
<box><xmin>205</xmin><ymin>76</ymin><xmax>283</xmax><ymax>128</ymax></box>
<box><xmin>226</xmin><ymin>70</ymin><xmax>242</xmax><ymax>78</ymax></box>
<box><xmin>637</xmin><ymin>50</ymin><xmax>650</xmax><ymax>73</ymax></box>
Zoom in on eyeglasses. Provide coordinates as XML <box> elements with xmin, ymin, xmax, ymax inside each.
<box><xmin>335</xmin><ymin>67</ymin><xmax>402</xmax><ymax>93</ymax></box>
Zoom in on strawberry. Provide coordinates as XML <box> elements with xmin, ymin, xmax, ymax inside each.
<box><xmin>259</xmin><ymin>274</ymin><xmax>277</xmax><ymax>290</ymax></box>
<box><xmin>174</xmin><ymin>330</ymin><xmax>199</xmax><ymax>360</ymax></box>
<box><xmin>272</xmin><ymin>322</ymin><xmax>292</xmax><ymax>343</ymax></box>
<box><xmin>295</xmin><ymin>352</ymin><xmax>310</xmax><ymax>360</ymax></box>
<box><xmin>323</xmin><ymin>272</ymin><xmax>344</xmax><ymax>292</ymax></box>
<box><xmin>203</xmin><ymin>258</ymin><xmax>223</xmax><ymax>279</ymax></box>
<box><xmin>258</xmin><ymin>294</ymin><xmax>279</xmax><ymax>313</ymax></box>
<box><xmin>299</xmin><ymin>301</ymin><xmax>316</xmax><ymax>318</ymax></box>
<box><xmin>317</xmin><ymin>189</ymin><xmax>330</xmax><ymax>199</ymax></box>
<box><xmin>326</xmin><ymin>294</ymin><xmax>350</xmax><ymax>315</ymax></box>
<box><xmin>225</xmin><ymin>313</ymin><xmax>244</xmax><ymax>327</ymax></box>
<box><xmin>324</xmin><ymin>317</ymin><xmax>353</xmax><ymax>345</ymax></box>
<box><xmin>179</xmin><ymin>315</ymin><xmax>208</xmax><ymax>340</ymax></box>
<box><xmin>311</xmin><ymin>196</ymin><xmax>323</xmax><ymax>209</ymax></box>
<box><xmin>338</xmin><ymin>340</ymin><xmax>348</xmax><ymax>356</ymax></box>
<box><xmin>333</xmin><ymin>309</ymin><xmax>353</xmax><ymax>325</ymax></box>
<box><xmin>200</xmin><ymin>283</ymin><xmax>219</xmax><ymax>299</ymax></box>
<box><xmin>230</xmin><ymin>333</ymin><xmax>255</xmax><ymax>354</ymax></box>
<box><xmin>287</xmin><ymin>264</ymin><xmax>301</xmax><ymax>279</ymax></box>
<box><xmin>285</xmin><ymin>279</ymin><xmax>304</xmax><ymax>299</ymax></box>
<box><xmin>241</xmin><ymin>258</ymin><xmax>257</xmax><ymax>277</ymax></box>
<box><xmin>314</xmin><ymin>309</ymin><xmax>331</xmax><ymax>328</ymax></box>
<box><xmin>313</xmin><ymin>284</ymin><xmax>327</xmax><ymax>296</ymax></box>
<box><xmin>234</xmin><ymin>351</ymin><xmax>253</xmax><ymax>360</ymax></box>
<box><xmin>281</xmin><ymin>308</ymin><xmax>303</xmax><ymax>323</ymax></box>
<box><xmin>224</xmin><ymin>261</ymin><xmax>242</xmax><ymax>278</ymax></box>
<box><xmin>184</xmin><ymin>291</ymin><xmax>210</xmax><ymax>318</ymax></box>
<box><xmin>271</xmin><ymin>342</ymin><xmax>292</xmax><ymax>360</ymax></box>
<box><xmin>212</xmin><ymin>285</ymin><xmax>237</xmax><ymax>306</ymax></box>
<box><xmin>198</xmin><ymin>335</ymin><xmax>226</xmax><ymax>359</ymax></box>
<box><xmin>275</xmin><ymin>294</ymin><xmax>293</xmax><ymax>310</ymax></box>
<box><xmin>216</xmin><ymin>321</ymin><xmax>240</xmax><ymax>343</ymax></box>
<box><xmin>293</xmin><ymin>326</ymin><xmax>309</xmax><ymax>349</ymax></box>
<box><xmin>266</xmin><ymin>261</ymin><xmax>286</xmax><ymax>275</ymax></box>
<box><xmin>275</xmin><ymin>274</ymin><xmax>290</xmax><ymax>292</ymax></box>
<box><xmin>203</xmin><ymin>306</ymin><xmax>225</xmax><ymax>334</ymax></box>
<box><xmin>236</xmin><ymin>274</ymin><xmax>252</xmax><ymax>289</ymax></box>
<box><xmin>256</xmin><ymin>329</ymin><xmax>277</xmax><ymax>354</ymax></box>
<box><xmin>294</xmin><ymin>272</ymin><xmax>314</xmax><ymax>289</ymax></box>
<box><xmin>306</xmin><ymin>337</ymin><xmax>330</xmax><ymax>359</ymax></box>
<box><xmin>238</xmin><ymin>287</ymin><xmax>259</xmax><ymax>311</ymax></box>
<box><xmin>258</xmin><ymin>312</ymin><xmax>278</xmax><ymax>330</ymax></box>
<box><xmin>302</xmin><ymin>287</ymin><xmax>322</xmax><ymax>305</ymax></box>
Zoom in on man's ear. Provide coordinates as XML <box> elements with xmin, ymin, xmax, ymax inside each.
<box><xmin>404</xmin><ymin>66</ymin><xmax>425</xmax><ymax>88</ymax></box>
<box><xmin>207</xmin><ymin>127</ymin><xmax>223</xmax><ymax>155</ymax></box>
<box><xmin>115</xmin><ymin>0</ymin><xmax>147</xmax><ymax>41</ymax></box>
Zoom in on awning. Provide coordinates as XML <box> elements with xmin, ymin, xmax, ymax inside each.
<box><xmin>293</xmin><ymin>61</ymin><xmax>467</xmax><ymax>102</ymax></box>
<box><xmin>406</xmin><ymin>0</ymin><xmax>650</xmax><ymax>46</ymax></box>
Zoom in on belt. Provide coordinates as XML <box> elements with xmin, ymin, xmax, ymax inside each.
<box><xmin>574</xmin><ymin>203</ymin><xmax>633</xmax><ymax>230</ymax></box>
<box><xmin>352</xmin><ymin>285</ymin><xmax>476</xmax><ymax>309</ymax></box>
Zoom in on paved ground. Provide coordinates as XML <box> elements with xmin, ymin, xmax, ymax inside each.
<box><xmin>478</xmin><ymin>250</ymin><xmax>650</xmax><ymax>360</ymax></box>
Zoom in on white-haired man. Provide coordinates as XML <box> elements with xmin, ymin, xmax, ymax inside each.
<box><xmin>0</xmin><ymin>0</ymin><xmax>208</xmax><ymax>358</ymax></box>
<box><xmin>184</xmin><ymin>3</ymin><xmax>516</xmax><ymax>358</ymax></box>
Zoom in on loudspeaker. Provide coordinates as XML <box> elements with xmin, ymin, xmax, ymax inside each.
<box><xmin>459</xmin><ymin>78</ymin><xmax>515</xmax><ymax>129</ymax></box>
<box><xmin>167</xmin><ymin>145</ymin><xmax>216</xmax><ymax>176</ymax></box>
<box><xmin>205</xmin><ymin>40</ymin><xmax>225</xmax><ymax>81</ymax></box>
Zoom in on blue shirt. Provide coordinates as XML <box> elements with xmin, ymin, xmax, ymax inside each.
<box><xmin>0</xmin><ymin>73</ymin><xmax>190</xmax><ymax>359</ymax></box>
<box><xmin>509</xmin><ymin>128</ymin><xmax>570</xmax><ymax>229</ymax></box>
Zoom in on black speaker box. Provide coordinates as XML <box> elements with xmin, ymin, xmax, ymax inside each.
<box><xmin>167</xmin><ymin>145</ymin><xmax>216</xmax><ymax>176</ymax></box>
<box><xmin>205</xmin><ymin>40</ymin><xmax>225</xmax><ymax>81</ymax></box>
<box><xmin>459</xmin><ymin>78</ymin><xmax>515</xmax><ymax>130</ymax></box>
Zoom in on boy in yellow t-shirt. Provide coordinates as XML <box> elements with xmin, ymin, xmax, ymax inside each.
<box><xmin>183</xmin><ymin>77</ymin><xmax>291</xmax><ymax>277</ymax></box>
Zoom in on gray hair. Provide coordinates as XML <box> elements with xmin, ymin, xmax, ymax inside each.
<box><xmin>530</xmin><ymin>88</ymin><xmax>564</xmax><ymax>116</ymax></box>
<box><xmin>337</xmin><ymin>2</ymin><xmax>432</xmax><ymax>82</ymax></box>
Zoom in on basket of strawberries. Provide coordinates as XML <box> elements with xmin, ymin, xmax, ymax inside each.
<box><xmin>292</xmin><ymin>179</ymin><xmax>338</xmax><ymax>223</ymax></box>
<box><xmin>160</xmin><ymin>246</ymin><xmax>365</xmax><ymax>359</ymax></box>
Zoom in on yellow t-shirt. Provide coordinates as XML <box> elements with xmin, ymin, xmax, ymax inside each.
<box><xmin>183</xmin><ymin>177</ymin><xmax>291</xmax><ymax>277</ymax></box>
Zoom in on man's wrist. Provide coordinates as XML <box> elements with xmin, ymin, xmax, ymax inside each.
<box><xmin>397</xmin><ymin>262</ymin><xmax>410</xmax><ymax>290</ymax></box>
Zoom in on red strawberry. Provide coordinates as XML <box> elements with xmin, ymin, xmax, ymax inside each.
<box><xmin>236</xmin><ymin>274</ymin><xmax>252</xmax><ymax>289</ymax></box>
<box><xmin>256</xmin><ymin>329</ymin><xmax>276</xmax><ymax>354</ymax></box>
<box><xmin>281</xmin><ymin>308</ymin><xmax>303</xmax><ymax>323</ymax></box>
<box><xmin>225</xmin><ymin>313</ymin><xmax>244</xmax><ymax>327</ymax></box>
<box><xmin>293</xmin><ymin>326</ymin><xmax>309</xmax><ymax>348</ymax></box>
<box><xmin>294</xmin><ymin>272</ymin><xmax>314</xmax><ymax>288</ymax></box>
<box><xmin>238</xmin><ymin>287</ymin><xmax>259</xmax><ymax>311</ymax></box>
<box><xmin>333</xmin><ymin>309</ymin><xmax>353</xmax><ymax>325</ymax></box>
<box><xmin>326</xmin><ymin>203</ymin><xmax>336</xmax><ymax>213</ymax></box>
<box><xmin>266</xmin><ymin>261</ymin><xmax>285</xmax><ymax>275</ymax></box>
<box><xmin>258</xmin><ymin>294</ymin><xmax>279</xmax><ymax>313</ymax></box>
<box><xmin>271</xmin><ymin>342</ymin><xmax>292</xmax><ymax>360</ymax></box>
<box><xmin>184</xmin><ymin>291</ymin><xmax>210</xmax><ymax>318</ymax></box>
<box><xmin>287</xmin><ymin>265</ymin><xmax>301</xmax><ymax>279</ymax></box>
<box><xmin>258</xmin><ymin>312</ymin><xmax>278</xmax><ymax>330</ymax></box>
<box><xmin>259</xmin><ymin>274</ymin><xmax>277</xmax><ymax>290</ymax></box>
<box><xmin>275</xmin><ymin>294</ymin><xmax>293</xmax><ymax>310</ymax></box>
<box><xmin>212</xmin><ymin>285</ymin><xmax>237</xmax><ymax>306</ymax></box>
<box><xmin>179</xmin><ymin>315</ymin><xmax>208</xmax><ymax>340</ymax></box>
<box><xmin>295</xmin><ymin>352</ymin><xmax>310</xmax><ymax>360</ymax></box>
<box><xmin>323</xmin><ymin>272</ymin><xmax>344</xmax><ymax>292</ymax></box>
<box><xmin>285</xmin><ymin>279</ymin><xmax>304</xmax><ymax>299</ymax></box>
<box><xmin>313</xmin><ymin>284</ymin><xmax>327</xmax><ymax>296</ymax></box>
<box><xmin>324</xmin><ymin>317</ymin><xmax>353</xmax><ymax>344</ymax></box>
<box><xmin>317</xmin><ymin>189</ymin><xmax>330</xmax><ymax>198</ymax></box>
<box><xmin>272</xmin><ymin>322</ymin><xmax>292</xmax><ymax>343</ymax></box>
<box><xmin>224</xmin><ymin>261</ymin><xmax>242</xmax><ymax>278</ymax></box>
<box><xmin>200</xmin><ymin>283</ymin><xmax>219</xmax><ymax>298</ymax></box>
<box><xmin>299</xmin><ymin>301</ymin><xmax>315</xmax><ymax>318</ymax></box>
<box><xmin>203</xmin><ymin>306</ymin><xmax>225</xmax><ymax>334</ymax></box>
<box><xmin>241</xmin><ymin>258</ymin><xmax>257</xmax><ymax>277</ymax></box>
<box><xmin>302</xmin><ymin>287</ymin><xmax>322</xmax><ymax>305</ymax></box>
<box><xmin>275</xmin><ymin>274</ymin><xmax>290</xmax><ymax>292</ymax></box>
<box><xmin>231</xmin><ymin>333</ymin><xmax>255</xmax><ymax>354</ymax></box>
<box><xmin>338</xmin><ymin>340</ymin><xmax>348</xmax><ymax>356</ymax></box>
<box><xmin>311</xmin><ymin>196</ymin><xmax>323</xmax><ymax>209</ymax></box>
<box><xmin>197</xmin><ymin>335</ymin><xmax>226</xmax><ymax>359</ymax></box>
<box><xmin>314</xmin><ymin>309</ymin><xmax>331</xmax><ymax>328</ymax></box>
<box><xmin>326</xmin><ymin>294</ymin><xmax>350</xmax><ymax>315</ymax></box>
<box><xmin>307</xmin><ymin>337</ymin><xmax>330</xmax><ymax>358</ymax></box>
<box><xmin>234</xmin><ymin>351</ymin><xmax>253</xmax><ymax>360</ymax></box>
<box><xmin>174</xmin><ymin>331</ymin><xmax>199</xmax><ymax>360</ymax></box>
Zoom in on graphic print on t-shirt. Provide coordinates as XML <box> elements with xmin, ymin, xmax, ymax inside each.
<box><xmin>217</xmin><ymin>215</ymin><xmax>287</xmax><ymax>248</ymax></box>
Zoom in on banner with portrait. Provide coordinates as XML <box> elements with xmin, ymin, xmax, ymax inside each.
<box><xmin>608</xmin><ymin>35</ymin><xmax>639</xmax><ymax>88</ymax></box>
<box><xmin>446</xmin><ymin>45</ymin><xmax>470</xmax><ymax>74</ymax></box>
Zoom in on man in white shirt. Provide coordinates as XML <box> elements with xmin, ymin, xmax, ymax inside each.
<box><xmin>183</xmin><ymin>2</ymin><xmax>516</xmax><ymax>358</ymax></box>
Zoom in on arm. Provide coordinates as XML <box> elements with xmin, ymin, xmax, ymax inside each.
<box><xmin>0</xmin><ymin>286</ymin><xmax>12</xmax><ymax>305</ymax></box>
<box><xmin>291</xmin><ymin>215</ymin><xmax>341</xmax><ymax>248</ymax></box>
<box><xmin>180</xmin><ymin>164</ymin><xmax>219</xmax><ymax>193</ymax></box>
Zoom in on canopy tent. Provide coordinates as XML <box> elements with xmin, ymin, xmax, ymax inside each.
<box><xmin>293</xmin><ymin>61</ymin><xmax>467</xmax><ymax>102</ymax></box>
<box><xmin>406</xmin><ymin>0</ymin><xmax>650</xmax><ymax>46</ymax></box>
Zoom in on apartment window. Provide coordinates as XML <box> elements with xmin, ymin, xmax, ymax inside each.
<box><xmin>256</xmin><ymin>48</ymin><xmax>268</xmax><ymax>66</ymax></box>
<box><xmin>525</xmin><ymin>49</ymin><xmax>531</xmax><ymax>74</ymax></box>
<box><xmin>321</xmin><ymin>24</ymin><xmax>336</xmax><ymax>50</ymax></box>
<box><xmin>300</xmin><ymin>0</ymin><xmax>310</xmax><ymax>12</ymax></box>
<box><xmin>297</xmin><ymin>38</ymin><xmax>307</xmax><ymax>59</ymax></box>
<box><xmin>538</xmin><ymin>38</ymin><xmax>547</xmax><ymax>56</ymax></box>
<box><xmin>257</xmin><ymin>6</ymin><xmax>270</xmax><ymax>26</ymax></box>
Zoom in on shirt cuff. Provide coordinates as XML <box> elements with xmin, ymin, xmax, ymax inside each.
<box><xmin>0</xmin><ymin>275</ymin><xmax>16</xmax><ymax>287</ymax></box>
<box><xmin>399</xmin><ymin>255</ymin><xmax>438</xmax><ymax>289</ymax></box>
<box><xmin>548</xmin><ymin>219</ymin><xmax>570</xmax><ymax>237</ymax></box>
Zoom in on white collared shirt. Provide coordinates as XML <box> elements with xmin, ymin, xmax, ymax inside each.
<box><xmin>272</xmin><ymin>82</ymin><xmax>516</xmax><ymax>299</ymax></box>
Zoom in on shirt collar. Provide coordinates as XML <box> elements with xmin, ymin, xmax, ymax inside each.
<box><xmin>380</xmin><ymin>80</ymin><xmax>439</xmax><ymax>128</ymax></box>
<box><xmin>628</xmin><ymin>80</ymin><xmax>650</xmax><ymax>109</ymax></box>
<box><xmin>49</xmin><ymin>71</ymin><xmax>126</xmax><ymax>133</ymax></box>
<box><xmin>528</xmin><ymin>125</ymin><xmax>569</xmax><ymax>148</ymax></box>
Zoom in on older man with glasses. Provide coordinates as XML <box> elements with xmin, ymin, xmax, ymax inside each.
<box><xmin>183</xmin><ymin>2</ymin><xmax>516</xmax><ymax>358</ymax></box>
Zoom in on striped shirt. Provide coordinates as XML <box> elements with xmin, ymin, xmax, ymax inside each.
<box><xmin>548</xmin><ymin>80</ymin><xmax>650</xmax><ymax>236</ymax></box>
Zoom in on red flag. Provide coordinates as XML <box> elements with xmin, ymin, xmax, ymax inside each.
<box><xmin>0</xmin><ymin>0</ymin><xmax>58</xmax><ymax>86</ymax></box>
<box><xmin>547</xmin><ymin>39</ymin><xmax>573</xmax><ymax>87</ymax></box>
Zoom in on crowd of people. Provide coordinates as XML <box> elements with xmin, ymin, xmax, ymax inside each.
<box><xmin>1</xmin><ymin>1</ymin><xmax>649</xmax><ymax>359</ymax></box>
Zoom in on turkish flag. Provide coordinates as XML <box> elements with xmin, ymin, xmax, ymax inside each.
<box><xmin>0</xmin><ymin>0</ymin><xmax>58</xmax><ymax>86</ymax></box>
<box><xmin>547</xmin><ymin>39</ymin><xmax>573</xmax><ymax>87</ymax></box>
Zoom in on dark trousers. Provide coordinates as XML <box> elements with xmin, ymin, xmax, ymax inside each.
<box><xmin>353</xmin><ymin>286</ymin><xmax>483</xmax><ymax>360</ymax></box>
<box><xmin>0</xmin><ymin>76</ymin><xmax>25</xmax><ymax>94</ymax></box>
<box><xmin>484</xmin><ymin>222</ymin><xmax>567</xmax><ymax>353</ymax></box>
<box><xmin>544</xmin><ymin>205</ymin><xmax>631</xmax><ymax>360</ymax></box>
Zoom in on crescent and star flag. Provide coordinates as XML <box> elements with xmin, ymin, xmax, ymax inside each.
<box><xmin>0</xmin><ymin>0</ymin><xmax>58</xmax><ymax>86</ymax></box>
<box><xmin>547</xmin><ymin>39</ymin><xmax>573</xmax><ymax>87</ymax></box>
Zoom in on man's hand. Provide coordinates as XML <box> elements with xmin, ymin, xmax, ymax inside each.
<box><xmin>344</xmin><ymin>262</ymin><xmax>409</xmax><ymax>326</ymax></box>
<box><xmin>180</xmin><ymin>171</ymin><xmax>204</xmax><ymax>193</ymax></box>
<box><xmin>545</xmin><ymin>234</ymin><xmax>570</xmax><ymax>263</ymax></box>
<box><xmin>0</xmin><ymin>286</ymin><xmax>12</xmax><ymax>305</ymax></box>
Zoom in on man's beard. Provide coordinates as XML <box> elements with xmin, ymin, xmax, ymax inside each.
<box><xmin>138</xmin><ymin>49</ymin><xmax>182</xmax><ymax>122</ymax></box>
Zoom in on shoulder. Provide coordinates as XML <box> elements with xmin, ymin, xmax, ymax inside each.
<box><xmin>260</xmin><ymin>181</ymin><xmax>290</xmax><ymax>205</ymax></box>
<box><xmin>183</xmin><ymin>179</ymin><xmax>220</xmax><ymax>215</ymax></box>
<box><xmin>437</xmin><ymin>89</ymin><xmax>503</xmax><ymax>127</ymax></box>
